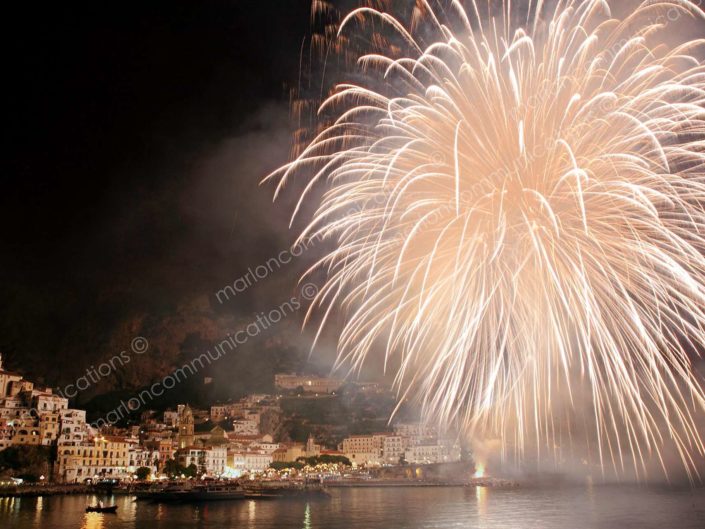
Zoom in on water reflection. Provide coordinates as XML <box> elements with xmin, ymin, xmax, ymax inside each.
<box><xmin>122</xmin><ymin>494</ymin><xmax>136</xmax><ymax>519</ymax></box>
<box><xmin>81</xmin><ymin>512</ymin><xmax>105</xmax><ymax>529</ymax></box>
<box><xmin>1</xmin><ymin>486</ymin><xmax>704</xmax><ymax>529</ymax></box>
<box><xmin>198</xmin><ymin>503</ymin><xmax>210</xmax><ymax>523</ymax></box>
<box><xmin>155</xmin><ymin>501</ymin><xmax>166</xmax><ymax>520</ymax></box>
<box><xmin>34</xmin><ymin>496</ymin><xmax>43</xmax><ymax>524</ymax></box>
<box><xmin>247</xmin><ymin>498</ymin><xmax>256</xmax><ymax>528</ymax></box>
<box><xmin>0</xmin><ymin>496</ymin><xmax>19</xmax><ymax>516</ymax></box>
<box><xmin>476</xmin><ymin>485</ymin><xmax>488</xmax><ymax>516</ymax></box>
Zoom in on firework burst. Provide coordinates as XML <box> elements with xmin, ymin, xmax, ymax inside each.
<box><xmin>267</xmin><ymin>0</ymin><xmax>705</xmax><ymax>478</ymax></box>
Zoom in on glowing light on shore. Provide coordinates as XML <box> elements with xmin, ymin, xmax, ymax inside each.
<box><xmin>268</xmin><ymin>0</ymin><xmax>705</xmax><ymax>478</ymax></box>
<box><xmin>474</xmin><ymin>463</ymin><xmax>486</xmax><ymax>479</ymax></box>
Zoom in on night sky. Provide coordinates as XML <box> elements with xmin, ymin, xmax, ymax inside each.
<box><xmin>1</xmin><ymin>1</ymin><xmax>355</xmax><ymax>404</ymax></box>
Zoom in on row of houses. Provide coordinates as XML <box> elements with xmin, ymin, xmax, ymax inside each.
<box><xmin>56</xmin><ymin>407</ymin><xmax>287</xmax><ymax>481</ymax></box>
<box><xmin>208</xmin><ymin>394</ymin><xmax>283</xmax><ymax>437</ymax></box>
<box><xmin>2</xmin><ymin>356</ymin><xmax>459</xmax><ymax>480</ymax></box>
<box><xmin>0</xmin><ymin>355</ymin><xmax>89</xmax><ymax>455</ymax></box>
<box><xmin>339</xmin><ymin>424</ymin><xmax>461</xmax><ymax>466</ymax></box>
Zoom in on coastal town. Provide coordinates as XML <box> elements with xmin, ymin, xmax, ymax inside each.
<box><xmin>0</xmin><ymin>355</ymin><xmax>473</xmax><ymax>488</ymax></box>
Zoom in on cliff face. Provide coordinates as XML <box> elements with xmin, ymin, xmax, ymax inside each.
<box><xmin>1</xmin><ymin>289</ymin><xmax>319</xmax><ymax>409</ymax></box>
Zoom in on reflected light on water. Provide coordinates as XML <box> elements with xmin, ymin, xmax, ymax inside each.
<box><xmin>1</xmin><ymin>497</ymin><xmax>19</xmax><ymax>515</ymax></box>
<box><xmin>81</xmin><ymin>513</ymin><xmax>104</xmax><ymax>529</ymax></box>
<box><xmin>247</xmin><ymin>499</ymin><xmax>256</xmax><ymax>528</ymax></box>
<box><xmin>2</xmin><ymin>486</ymin><xmax>704</xmax><ymax>529</ymax></box>
<box><xmin>122</xmin><ymin>496</ymin><xmax>136</xmax><ymax>518</ymax></box>
<box><xmin>197</xmin><ymin>504</ymin><xmax>209</xmax><ymax>522</ymax></box>
<box><xmin>475</xmin><ymin>486</ymin><xmax>488</xmax><ymax>517</ymax></box>
<box><xmin>586</xmin><ymin>475</ymin><xmax>595</xmax><ymax>511</ymax></box>
<box><xmin>34</xmin><ymin>497</ymin><xmax>43</xmax><ymax>524</ymax></box>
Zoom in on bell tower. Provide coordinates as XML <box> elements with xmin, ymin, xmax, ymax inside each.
<box><xmin>178</xmin><ymin>404</ymin><xmax>195</xmax><ymax>449</ymax></box>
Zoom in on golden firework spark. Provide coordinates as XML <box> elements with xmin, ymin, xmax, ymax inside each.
<box><xmin>267</xmin><ymin>0</ymin><xmax>705</xmax><ymax>479</ymax></box>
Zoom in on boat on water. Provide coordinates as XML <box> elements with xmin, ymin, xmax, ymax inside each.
<box><xmin>146</xmin><ymin>481</ymin><xmax>245</xmax><ymax>502</ymax></box>
<box><xmin>146</xmin><ymin>481</ymin><xmax>194</xmax><ymax>502</ymax></box>
<box><xmin>85</xmin><ymin>504</ymin><xmax>118</xmax><ymax>513</ymax></box>
<box><xmin>134</xmin><ymin>481</ymin><xmax>173</xmax><ymax>500</ymax></box>
<box><xmin>136</xmin><ymin>479</ymin><xmax>329</xmax><ymax>502</ymax></box>
<box><xmin>183</xmin><ymin>482</ymin><xmax>245</xmax><ymax>501</ymax></box>
<box><xmin>242</xmin><ymin>480</ymin><xmax>330</xmax><ymax>500</ymax></box>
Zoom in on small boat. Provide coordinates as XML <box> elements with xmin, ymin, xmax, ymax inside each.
<box><xmin>85</xmin><ymin>505</ymin><xmax>118</xmax><ymax>513</ymax></box>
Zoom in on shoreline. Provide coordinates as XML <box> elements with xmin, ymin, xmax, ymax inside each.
<box><xmin>0</xmin><ymin>478</ymin><xmax>518</xmax><ymax>498</ymax></box>
<box><xmin>0</xmin><ymin>484</ymin><xmax>92</xmax><ymax>498</ymax></box>
<box><xmin>326</xmin><ymin>478</ymin><xmax>518</xmax><ymax>488</ymax></box>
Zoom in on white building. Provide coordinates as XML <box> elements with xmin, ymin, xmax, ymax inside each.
<box><xmin>394</xmin><ymin>422</ymin><xmax>438</xmax><ymax>442</ymax></box>
<box><xmin>178</xmin><ymin>445</ymin><xmax>227</xmax><ymax>476</ymax></box>
<box><xmin>58</xmin><ymin>409</ymin><xmax>91</xmax><ymax>446</ymax></box>
<box><xmin>128</xmin><ymin>444</ymin><xmax>159</xmax><ymax>475</ymax></box>
<box><xmin>404</xmin><ymin>444</ymin><xmax>442</xmax><ymax>464</ymax></box>
<box><xmin>439</xmin><ymin>438</ymin><xmax>462</xmax><ymax>462</ymax></box>
<box><xmin>341</xmin><ymin>429</ymin><xmax>460</xmax><ymax>466</ymax></box>
<box><xmin>244</xmin><ymin>451</ymin><xmax>272</xmax><ymax>473</ymax></box>
<box><xmin>163</xmin><ymin>409</ymin><xmax>179</xmax><ymax>428</ymax></box>
<box><xmin>342</xmin><ymin>433</ymin><xmax>409</xmax><ymax>465</ymax></box>
<box><xmin>231</xmin><ymin>418</ymin><xmax>259</xmax><ymax>436</ymax></box>
<box><xmin>206</xmin><ymin>446</ymin><xmax>228</xmax><ymax>475</ymax></box>
<box><xmin>228</xmin><ymin>450</ymin><xmax>272</xmax><ymax>473</ymax></box>
<box><xmin>382</xmin><ymin>435</ymin><xmax>405</xmax><ymax>463</ymax></box>
<box><xmin>210</xmin><ymin>405</ymin><xmax>229</xmax><ymax>422</ymax></box>
<box><xmin>251</xmin><ymin>440</ymin><xmax>280</xmax><ymax>454</ymax></box>
<box><xmin>32</xmin><ymin>392</ymin><xmax>68</xmax><ymax>414</ymax></box>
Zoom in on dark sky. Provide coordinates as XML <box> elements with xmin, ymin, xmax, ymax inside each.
<box><xmin>1</xmin><ymin>1</ymin><xmax>358</xmax><ymax>399</ymax></box>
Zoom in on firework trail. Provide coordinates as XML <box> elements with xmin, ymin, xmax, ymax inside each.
<box><xmin>266</xmin><ymin>0</ymin><xmax>705</xmax><ymax>478</ymax></box>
